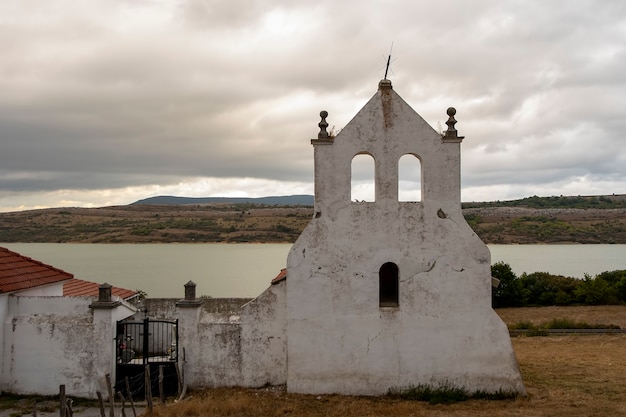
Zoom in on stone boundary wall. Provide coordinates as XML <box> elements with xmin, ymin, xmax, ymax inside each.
<box><xmin>175</xmin><ymin>285</ymin><xmax>287</xmax><ymax>388</ymax></box>
<box><xmin>1</xmin><ymin>295</ymin><xmax>136</xmax><ymax>397</ymax></box>
<box><xmin>144</xmin><ymin>297</ymin><xmax>253</xmax><ymax>320</ymax></box>
<box><xmin>2</xmin><ymin>285</ymin><xmax>285</xmax><ymax>396</ymax></box>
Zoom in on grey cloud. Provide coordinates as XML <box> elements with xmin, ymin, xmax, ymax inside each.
<box><xmin>1</xmin><ymin>0</ymin><xmax>626</xmax><ymax>209</ymax></box>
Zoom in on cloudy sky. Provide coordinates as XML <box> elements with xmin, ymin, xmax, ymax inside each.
<box><xmin>1</xmin><ymin>0</ymin><xmax>625</xmax><ymax>212</ymax></box>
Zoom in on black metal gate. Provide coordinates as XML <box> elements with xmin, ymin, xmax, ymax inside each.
<box><xmin>115</xmin><ymin>318</ymin><xmax>179</xmax><ymax>400</ymax></box>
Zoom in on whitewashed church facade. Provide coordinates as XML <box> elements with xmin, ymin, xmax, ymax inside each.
<box><xmin>283</xmin><ymin>79</ymin><xmax>525</xmax><ymax>395</ymax></box>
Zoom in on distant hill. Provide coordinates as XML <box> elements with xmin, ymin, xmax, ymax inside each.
<box><xmin>132</xmin><ymin>193</ymin><xmax>626</xmax><ymax>210</ymax></box>
<box><xmin>132</xmin><ymin>194</ymin><xmax>314</xmax><ymax>206</ymax></box>
<box><xmin>462</xmin><ymin>194</ymin><xmax>626</xmax><ymax>209</ymax></box>
<box><xmin>1</xmin><ymin>194</ymin><xmax>626</xmax><ymax>244</ymax></box>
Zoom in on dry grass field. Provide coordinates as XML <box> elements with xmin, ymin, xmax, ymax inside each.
<box><xmin>142</xmin><ymin>306</ymin><xmax>626</xmax><ymax>417</ymax></box>
<box><xmin>497</xmin><ymin>305</ymin><xmax>626</xmax><ymax>329</ymax></box>
<box><xmin>2</xmin><ymin>203</ymin><xmax>626</xmax><ymax>243</ymax></box>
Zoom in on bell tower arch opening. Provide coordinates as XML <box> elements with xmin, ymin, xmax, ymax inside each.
<box><xmin>398</xmin><ymin>153</ymin><xmax>422</xmax><ymax>202</ymax></box>
<box><xmin>351</xmin><ymin>153</ymin><xmax>375</xmax><ymax>202</ymax></box>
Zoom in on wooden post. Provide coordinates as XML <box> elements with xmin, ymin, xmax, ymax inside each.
<box><xmin>65</xmin><ymin>398</ymin><xmax>73</xmax><ymax>417</ymax></box>
<box><xmin>96</xmin><ymin>391</ymin><xmax>106</xmax><ymax>417</ymax></box>
<box><xmin>145</xmin><ymin>365</ymin><xmax>153</xmax><ymax>414</ymax></box>
<box><xmin>117</xmin><ymin>392</ymin><xmax>127</xmax><ymax>417</ymax></box>
<box><xmin>59</xmin><ymin>385</ymin><xmax>66</xmax><ymax>417</ymax></box>
<box><xmin>176</xmin><ymin>348</ymin><xmax>187</xmax><ymax>402</ymax></box>
<box><xmin>33</xmin><ymin>402</ymin><xmax>37</xmax><ymax>417</ymax></box>
<box><xmin>175</xmin><ymin>363</ymin><xmax>182</xmax><ymax>397</ymax></box>
<box><xmin>159</xmin><ymin>365</ymin><xmax>165</xmax><ymax>405</ymax></box>
<box><xmin>125</xmin><ymin>377</ymin><xmax>137</xmax><ymax>417</ymax></box>
<box><xmin>105</xmin><ymin>374</ymin><xmax>115</xmax><ymax>417</ymax></box>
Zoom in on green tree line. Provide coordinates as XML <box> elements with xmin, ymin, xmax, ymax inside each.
<box><xmin>491</xmin><ymin>262</ymin><xmax>626</xmax><ymax>307</ymax></box>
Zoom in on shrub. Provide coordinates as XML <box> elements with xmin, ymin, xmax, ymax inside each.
<box><xmin>596</xmin><ymin>270</ymin><xmax>626</xmax><ymax>302</ymax></box>
<box><xmin>509</xmin><ymin>318</ymin><xmax>620</xmax><ymax>334</ymax></box>
<box><xmin>388</xmin><ymin>382</ymin><xmax>516</xmax><ymax>404</ymax></box>
<box><xmin>519</xmin><ymin>272</ymin><xmax>579</xmax><ymax>306</ymax></box>
<box><xmin>492</xmin><ymin>264</ymin><xmax>626</xmax><ymax>308</ymax></box>
<box><xmin>509</xmin><ymin>321</ymin><xmax>534</xmax><ymax>330</ymax></box>
<box><xmin>492</xmin><ymin>262</ymin><xmax>523</xmax><ymax>308</ymax></box>
<box><xmin>575</xmin><ymin>274</ymin><xmax>613</xmax><ymax>305</ymax></box>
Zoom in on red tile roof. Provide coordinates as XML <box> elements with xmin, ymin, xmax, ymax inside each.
<box><xmin>271</xmin><ymin>268</ymin><xmax>287</xmax><ymax>285</ymax></box>
<box><xmin>63</xmin><ymin>278</ymin><xmax>138</xmax><ymax>300</ymax></box>
<box><xmin>0</xmin><ymin>246</ymin><xmax>73</xmax><ymax>293</ymax></box>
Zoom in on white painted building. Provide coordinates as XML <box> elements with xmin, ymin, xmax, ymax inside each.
<box><xmin>284</xmin><ymin>79</ymin><xmax>525</xmax><ymax>395</ymax></box>
<box><xmin>0</xmin><ymin>247</ymin><xmax>137</xmax><ymax>397</ymax></box>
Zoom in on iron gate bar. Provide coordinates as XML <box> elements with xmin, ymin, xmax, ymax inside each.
<box><xmin>115</xmin><ymin>317</ymin><xmax>179</xmax><ymax>399</ymax></box>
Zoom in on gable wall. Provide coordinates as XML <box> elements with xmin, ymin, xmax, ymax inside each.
<box><xmin>286</xmin><ymin>84</ymin><xmax>524</xmax><ymax>395</ymax></box>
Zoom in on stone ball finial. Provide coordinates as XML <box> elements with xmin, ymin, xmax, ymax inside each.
<box><xmin>378</xmin><ymin>79</ymin><xmax>393</xmax><ymax>90</ymax></box>
<box><xmin>444</xmin><ymin>107</ymin><xmax>458</xmax><ymax>138</ymax></box>
<box><xmin>318</xmin><ymin>110</ymin><xmax>329</xmax><ymax>139</ymax></box>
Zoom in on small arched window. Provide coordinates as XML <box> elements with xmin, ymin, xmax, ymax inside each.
<box><xmin>379</xmin><ymin>262</ymin><xmax>399</xmax><ymax>307</ymax></box>
<box><xmin>351</xmin><ymin>153</ymin><xmax>375</xmax><ymax>202</ymax></box>
<box><xmin>398</xmin><ymin>154</ymin><xmax>422</xmax><ymax>202</ymax></box>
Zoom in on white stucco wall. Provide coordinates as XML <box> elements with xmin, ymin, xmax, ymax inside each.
<box><xmin>0</xmin><ymin>282</ymin><xmax>67</xmax><ymax>385</ymax></box>
<box><xmin>179</xmin><ymin>309</ymin><xmax>243</xmax><ymax>387</ymax></box>
<box><xmin>0</xmin><ymin>295</ymin><xmax>9</xmax><ymax>390</ymax></box>
<box><xmin>14</xmin><ymin>281</ymin><xmax>66</xmax><ymax>297</ymax></box>
<box><xmin>285</xmin><ymin>81</ymin><xmax>524</xmax><ymax>395</ymax></box>
<box><xmin>175</xmin><ymin>284</ymin><xmax>286</xmax><ymax>388</ymax></box>
<box><xmin>1</xmin><ymin>295</ymin><xmax>136</xmax><ymax>397</ymax></box>
<box><xmin>240</xmin><ymin>283</ymin><xmax>286</xmax><ymax>387</ymax></box>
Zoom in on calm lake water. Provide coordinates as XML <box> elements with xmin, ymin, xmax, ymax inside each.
<box><xmin>2</xmin><ymin>243</ymin><xmax>626</xmax><ymax>298</ymax></box>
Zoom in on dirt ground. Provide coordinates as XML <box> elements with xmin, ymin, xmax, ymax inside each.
<box><xmin>0</xmin><ymin>399</ymin><xmax>143</xmax><ymax>417</ymax></box>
